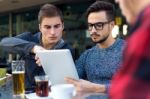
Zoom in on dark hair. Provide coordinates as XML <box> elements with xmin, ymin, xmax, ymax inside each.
<box><xmin>38</xmin><ymin>4</ymin><xmax>63</xmax><ymax>24</ymax></box>
<box><xmin>86</xmin><ymin>1</ymin><xmax>115</xmax><ymax>21</ymax></box>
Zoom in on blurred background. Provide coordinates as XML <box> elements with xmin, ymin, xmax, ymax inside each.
<box><xmin>0</xmin><ymin>0</ymin><xmax>128</xmax><ymax>64</ymax></box>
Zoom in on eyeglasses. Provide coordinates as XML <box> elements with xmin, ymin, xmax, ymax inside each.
<box><xmin>88</xmin><ymin>21</ymin><xmax>110</xmax><ymax>31</ymax></box>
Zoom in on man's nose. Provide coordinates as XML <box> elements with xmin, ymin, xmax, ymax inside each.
<box><xmin>90</xmin><ymin>26</ymin><xmax>97</xmax><ymax>35</ymax></box>
<box><xmin>49</xmin><ymin>27</ymin><xmax>55</xmax><ymax>35</ymax></box>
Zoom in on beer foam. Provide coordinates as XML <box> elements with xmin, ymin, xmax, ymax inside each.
<box><xmin>12</xmin><ymin>71</ymin><xmax>25</xmax><ymax>74</ymax></box>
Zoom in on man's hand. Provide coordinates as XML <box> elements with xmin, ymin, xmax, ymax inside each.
<box><xmin>32</xmin><ymin>45</ymin><xmax>46</xmax><ymax>54</ymax></box>
<box><xmin>35</xmin><ymin>54</ymin><xmax>42</xmax><ymax>66</ymax></box>
<box><xmin>65</xmin><ymin>77</ymin><xmax>106</xmax><ymax>93</ymax></box>
<box><xmin>32</xmin><ymin>45</ymin><xmax>46</xmax><ymax>66</ymax></box>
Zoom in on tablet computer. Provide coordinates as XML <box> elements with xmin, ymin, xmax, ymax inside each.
<box><xmin>36</xmin><ymin>49</ymin><xmax>79</xmax><ymax>85</ymax></box>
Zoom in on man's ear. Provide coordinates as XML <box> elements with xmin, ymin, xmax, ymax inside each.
<box><xmin>111</xmin><ymin>21</ymin><xmax>115</xmax><ymax>26</ymax></box>
<box><xmin>39</xmin><ymin>24</ymin><xmax>41</xmax><ymax>31</ymax></box>
<box><xmin>62</xmin><ymin>23</ymin><xmax>64</xmax><ymax>30</ymax></box>
<box><xmin>110</xmin><ymin>21</ymin><xmax>115</xmax><ymax>29</ymax></box>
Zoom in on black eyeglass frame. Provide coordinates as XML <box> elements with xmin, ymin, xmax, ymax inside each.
<box><xmin>87</xmin><ymin>21</ymin><xmax>112</xmax><ymax>31</ymax></box>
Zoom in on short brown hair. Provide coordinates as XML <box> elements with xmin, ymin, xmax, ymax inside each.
<box><xmin>38</xmin><ymin>4</ymin><xmax>63</xmax><ymax>24</ymax></box>
<box><xmin>86</xmin><ymin>1</ymin><xmax>115</xmax><ymax>21</ymax></box>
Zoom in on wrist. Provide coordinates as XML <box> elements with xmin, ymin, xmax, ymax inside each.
<box><xmin>94</xmin><ymin>84</ymin><xmax>106</xmax><ymax>93</ymax></box>
<box><xmin>32</xmin><ymin>45</ymin><xmax>43</xmax><ymax>54</ymax></box>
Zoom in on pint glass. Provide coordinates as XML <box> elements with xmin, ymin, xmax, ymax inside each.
<box><xmin>34</xmin><ymin>75</ymin><xmax>49</xmax><ymax>97</ymax></box>
<box><xmin>11</xmin><ymin>60</ymin><xmax>25</xmax><ymax>96</ymax></box>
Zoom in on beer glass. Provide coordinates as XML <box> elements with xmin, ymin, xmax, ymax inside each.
<box><xmin>11</xmin><ymin>60</ymin><xmax>25</xmax><ymax>97</ymax></box>
<box><xmin>34</xmin><ymin>75</ymin><xmax>49</xmax><ymax>97</ymax></box>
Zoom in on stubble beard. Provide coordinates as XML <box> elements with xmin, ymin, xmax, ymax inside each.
<box><xmin>92</xmin><ymin>34</ymin><xmax>110</xmax><ymax>44</ymax></box>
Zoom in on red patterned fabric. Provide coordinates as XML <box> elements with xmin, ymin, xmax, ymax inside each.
<box><xmin>110</xmin><ymin>5</ymin><xmax>150</xmax><ymax>99</ymax></box>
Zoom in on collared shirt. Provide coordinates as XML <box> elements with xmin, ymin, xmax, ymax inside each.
<box><xmin>0</xmin><ymin>32</ymin><xmax>75</xmax><ymax>90</ymax></box>
<box><xmin>110</xmin><ymin>4</ymin><xmax>150</xmax><ymax>99</ymax></box>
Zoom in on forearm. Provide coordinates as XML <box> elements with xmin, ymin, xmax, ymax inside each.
<box><xmin>93</xmin><ymin>83</ymin><xmax>106</xmax><ymax>93</ymax></box>
<box><xmin>0</xmin><ymin>37</ymin><xmax>36</xmax><ymax>55</ymax></box>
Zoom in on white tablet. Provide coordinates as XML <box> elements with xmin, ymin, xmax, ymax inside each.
<box><xmin>36</xmin><ymin>49</ymin><xmax>79</xmax><ymax>85</ymax></box>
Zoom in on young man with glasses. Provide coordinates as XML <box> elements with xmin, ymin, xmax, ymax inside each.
<box><xmin>65</xmin><ymin>1</ymin><xmax>125</xmax><ymax>93</ymax></box>
<box><xmin>0</xmin><ymin>4</ymin><xmax>75</xmax><ymax>91</ymax></box>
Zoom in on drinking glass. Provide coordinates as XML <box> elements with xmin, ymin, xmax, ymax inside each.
<box><xmin>12</xmin><ymin>60</ymin><xmax>25</xmax><ymax>98</ymax></box>
<box><xmin>34</xmin><ymin>75</ymin><xmax>49</xmax><ymax>97</ymax></box>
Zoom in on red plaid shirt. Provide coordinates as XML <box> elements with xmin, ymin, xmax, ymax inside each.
<box><xmin>110</xmin><ymin>5</ymin><xmax>150</xmax><ymax>99</ymax></box>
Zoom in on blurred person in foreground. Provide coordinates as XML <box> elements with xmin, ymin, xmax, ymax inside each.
<box><xmin>0</xmin><ymin>4</ymin><xmax>75</xmax><ymax>90</ymax></box>
<box><xmin>65</xmin><ymin>1</ymin><xmax>125</xmax><ymax>93</ymax></box>
<box><xmin>110</xmin><ymin>0</ymin><xmax>150</xmax><ymax>98</ymax></box>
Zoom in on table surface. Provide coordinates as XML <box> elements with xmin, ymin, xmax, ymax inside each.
<box><xmin>0</xmin><ymin>76</ymin><xmax>108</xmax><ymax>99</ymax></box>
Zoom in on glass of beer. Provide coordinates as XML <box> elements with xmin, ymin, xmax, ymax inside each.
<box><xmin>11</xmin><ymin>60</ymin><xmax>25</xmax><ymax>97</ymax></box>
<box><xmin>34</xmin><ymin>75</ymin><xmax>49</xmax><ymax>97</ymax></box>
